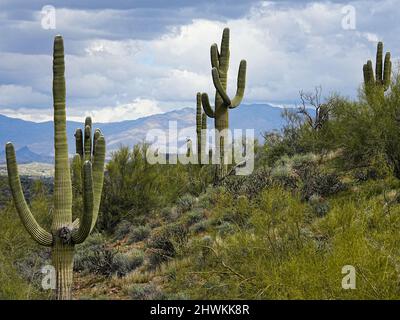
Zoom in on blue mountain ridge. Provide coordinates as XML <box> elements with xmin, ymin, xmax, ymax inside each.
<box><xmin>0</xmin><ymin>104</ymin><xmax>287</xmax><ymax>163</ymax></box>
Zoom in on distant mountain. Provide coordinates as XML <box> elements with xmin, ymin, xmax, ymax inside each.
<box><xmin>0</xmin><ymin>146</ymin><xmax>53</xmax><ymax>164</ymax></box>
<box><xmin>0</xmin><ymin>104</ymin><xmax>287</xmax><ymax>162</ymax></box>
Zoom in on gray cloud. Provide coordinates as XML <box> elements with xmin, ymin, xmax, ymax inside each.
<box><xmin>0</xmin><ymin>1</ymin><xmax>399</xmax><ymax>121</ymax></box>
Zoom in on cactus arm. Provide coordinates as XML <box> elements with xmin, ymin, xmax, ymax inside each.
<box><xmin>93</xmin><ymin>129</ymin><xmax>101</xmax><ymax>156</ymax></box>
<box><xmin>219</xmin><ymin>28</ymin><xmax>230</xmax><ymax>71</ymax></box>
<box><xmin>211</xmin><ymin>44</ymin><xmax>219</xmax><ymax>69</ymax></box>
<box><xmin>375</xmin><ymin>42</ymin><xmax>383</xmax><ymax>84</ymax></box>
<box><xmin>212</xmin><ymin>67</ymin><xmax>231</xmax><ymax>106</ymax></box>
<box><xmin>364</xmin><ymin>60</ymin><xmax>374</xmax><ymax>85</ymax></box>
<box><xmin>5</xmin><ymin>143</ymin><xmax>53</xmax><ymax>246</ymax></box>
<box><xmin>84</xmin><ymin>117</ymin><xmax>92</xmax><ymax>161</ymax></box>
<box><xmin>383</xmin><ymin>52</ymin><xmax>391</xmax><ymax>90</ymax></box>
<box><xmin>85</xmin><ymin>116</ymin><xmax>92</xmax><ymax>130</ymax></box>
<box><xmin>212</xmin><ymin>60</ymin><xmax>247</xmax><ymax>108</ymax></box>
<box><xmin>202</xmin><ymin>113</ymin><xmax>207</xmax><ymax>129</ymax></box>
<box><xmin>201</xmin><ymin>93</ymin><xmax>215</xmax><ymax>118</ymax></box>
<box><xmin>74</xmin><ymin>129</ymin><xmax>83</xmax><ymax>158</ymax></box>
<box><xmin>53</xmin><ymin>35</ymin><xmax>73</xmax><ymax>228</ymax></box>
<box><xmin>230</xmin><ymin>60</ymin><xmax>247</xmax><ymax>109</ymax></box>
<box><xmin>72</xmin><ymin>161</ymin><xmax>93</xmax><ymax>244</ymax></box>
<box><xmin>90</xmin><ymin>134</ymin><xmax>106</xmax><ymax>232</ymax></box>
<box><xmin>363</xmin><ymin>64</ymin><xmax>369</xmax><ymax>84</ymax></box>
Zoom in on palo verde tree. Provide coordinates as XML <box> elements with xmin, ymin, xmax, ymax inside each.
<box><xmin>201</xmin><ymin>28</ymin><xmax>247</xmax><ymax>179</ymax></box>
<box><xmin>5</xmin><ymin>35</ymin><xmax>106</xmax><ymax>300</ymax></box>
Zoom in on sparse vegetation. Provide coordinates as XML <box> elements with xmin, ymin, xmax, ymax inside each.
<box><xmin>2</xmin><ymin>31</ymin><xmax>400</xmax><ymax>301</ymax></box>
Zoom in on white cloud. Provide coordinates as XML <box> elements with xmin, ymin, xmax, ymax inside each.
<box><xmin>0</xmin><ymin>1</ymin><xmax>399</xmax><ymax>122</ymax></box>
<box><xmin>77</xmin><ymin>98</ymin><xmax>164</xmax><ymax>122</ymax></box>
<box><xmin>0</xmin><ymin>85</ymin><xmax>49</xmax><ymax>106</ymax></box>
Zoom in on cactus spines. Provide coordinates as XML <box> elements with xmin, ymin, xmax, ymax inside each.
<box><xmin>5</xmin><ymin>35</ymin><xmax>106</xmax><ymax>300</ymax></box>
<box><xmin>363</xmin><ymin>41</ymin><xmax>392</xmax><ymax>99</ymax></box>
<box><xmin>196</xmin><ymin>92</ymin><xmax>208</xmax><ymax>164</ymax></box>
<box><xmin>201</xmin><ymin>28</ymin><xmax>247</xmax><ymax>178</ymax></box>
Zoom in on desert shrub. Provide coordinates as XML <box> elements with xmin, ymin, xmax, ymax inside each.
<box><xmin>242</xmin><ymin>168</ymin><xmax>272</xmax><ymax>197</ymax></box>
<box><xmin>301</xmin><ymin>172</ymin><xmax>346</xmax><ymax>201</ymax></box>
<box><xmin>114</xmin><ymin>250</ymin><xmax>144</xmax><ymax>275</ymax></box>
<box><xmin>216</xmin><ymin>221</ymin><xmax>235</xmax><ymax>236</ymax></box>
<box><xmin>80</xmin><ymin>245</ymin><xmax>140</xmax><ymax>277</ymax></box>
<box><xmin>114</xmin><ymin>220</ymin><xmax>132</xmax><ymax>240</ymax></box>
<box><xmin>128</xmin><ymin>283</ymin><xmax>166</xmax><ymax>300</ymax></box>
<box><xmin>222</xmin><ymin>168</ymin><xmax>271</xmax><ymax>199</ymax></box>
<box><xmin>147</xmin><ymin>223</ymin><xmax>188</xmax><ymax>269</ymax></box>
<box><xmin>147</xmin><ymin>232</ymin><xmax>176</xmax><ymax>268</ymax></box>
<box><xmin>74</xmin><ymin>233</ymin><xmax>106</xmax><ymax>272</ymax></box>
<box><xmin>75</xmin><ymin>234</ymin><xmax>140</xmax><ymax>277</ymax></box>
<box><xmin>0</xmin><ymin>202</ymin><xmax>51</xmax><ymax>299</ymax></box>
<box><xmin>308</xmin><ymin>194</ymin><xmax>330</xmax><ymax>217</ymax></box>
<box><xmin>99</xmin><ymin>144</ymin><xmax>191</xmax><ymax>231</ymax></box>
<box><xmin>127</xmin><ymin>225</ymin><xmax>151</xmax><ymax>244</ymax></box>
<box><xmin>271</xmin><ymin>164</ymin><xmax>298</xmax><ymax>188</ymax></box>
<box><xmin>183</xmin><ymin>209</ymin><xmax>204</xmax><ymax>226</ymax></box>
<box><xmin>353</xmin><ymin>168</ymin><xmax>379</xmax><ymax>182</ymax></box>
<box><xmin>14</xmin><ymin>249</ymin><xmax>51</xmax><ymax>290</ymax></box>
<box><xmin>190</xmin><ymin>220</ymin><xmax>209</xmax><ymax>234</ymax></box>
<box><xmin>160</xmin><ymin>207</ymin><xmax>173</xmax><ymax>220</ymax></box>
<box><xmin>176</xmin><ymin>194</ymin><xmax>195</xmax><ymax>213</ymax></box>
<box><xmin>197</xmin><ymin>187</ymin><xmax>216</xmax><ymax>209</ymax></box>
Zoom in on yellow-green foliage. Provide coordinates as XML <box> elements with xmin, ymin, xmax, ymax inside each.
<box><xmin>0</xmin><ymin>193</ymin><xmax>51</xmax><ymax>299</ymax></box>
<box><xmin>165</xmin><ymin>183</ymin><xmax>400</xmax><ymax>299</ymax></box>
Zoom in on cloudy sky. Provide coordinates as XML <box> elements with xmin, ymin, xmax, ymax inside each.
<box><xmin>0</xmin><ymin>0</ymin><xmax>398</xmax><ymax>122</ymax></box>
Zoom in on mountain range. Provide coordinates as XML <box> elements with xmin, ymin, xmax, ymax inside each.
<box><xmin>0</xmin><ymin>104</ymin><xmax>287</xmax><ymax>164</ymax></box>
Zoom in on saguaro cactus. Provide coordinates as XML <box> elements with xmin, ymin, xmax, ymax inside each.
<box><xmin>5</xmin><ymin>35</ymin><xmax>106</xmax><ymax>300</ymax></box>
<box><xmin>363</xmin><ymin>41</ymin><xmax>391</xmax><ymax>100</ymax></box>
<box><xmin>196</xmin><ymin>92</ymin><xmax>207</xmax><ymax>164</ymax></box>
<box><xmin>201</xmin><ymin>28</ymin><xmax>247</xmax><ymax>178</ymax></box>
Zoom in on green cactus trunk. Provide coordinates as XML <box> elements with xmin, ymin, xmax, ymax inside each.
<box><xmin>5</xmin><ymin>35</ymin><xmax>106</xmax><ymax>300</ymax></box>
<box><xmin>52</xmin><ymin>35</ymin><xmax>74</xmax><ymax>299</ymax></box>
<box><xmin>201</xmin><ymin>28</ymin><xmax>247</xmax><ymax>180</ymax></box>
<box><xmin>53</xmin><ymin>242</ymin><xmax>74</xmax><ymax>300</ymax></box>
<box><xmin>215</xmin><ymin>108</ymin><xmax>228</xmax><ymax>177</ymax></box>
<box><xmin>196</xmin><ymin>93</ymin><xmax>208</xmax><ymax>165</ymax></box>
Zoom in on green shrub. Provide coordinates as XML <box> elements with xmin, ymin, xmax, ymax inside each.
<box><xmin>114</xmin><ymin>220</ymin><xmax>132</xmax><ymax>240</ymax></box>
<box><xmin>147</xmin><ymin>223</ymin><xmax>188</xmax><ymax>269</ymax></box>
<box><xmin>190</xmin><ymin>220</ymin><xmax>209</xmax><ymax>234</ymax></box>
<box><xmin>75</xmin><ymin>234</ymin><xmax>140</xmax><ymax>277</ymax></box>
<box><xmin>127</xmin><ymin>225</ymin><xmax>151</xmax><ymax>244</ymax></box>
<box><xmin>74</xmin><ymin>233</ymin><xmax>106</xmax><ymax>272</ymax></box>
<box><xmin>183</xmin><ymin>209</ymin><xmax>204</xmax><ymax>226</ymax></box>
<box><xmin>216</xmin><ymin>221</ymin><xmax>236</xmax><ymax>236</ymax></box>
<box><xmin>308</xmin><ymin>194</ymin><xmax>330</xmax><ymax>217</ymax></box>
<box><xmin>128</xmin><ymin>283</ymin><xmax>166</xmax><ymax>300</ymax></box>
<box><xmin>301</xmin><ymin>172</ymin><xmax>345</xmax><ymax>201</ymax></box>
<box><xmin>176</xmin><ymin>194</ymin><xmax>196</xmax><ymax>213</ymax></box>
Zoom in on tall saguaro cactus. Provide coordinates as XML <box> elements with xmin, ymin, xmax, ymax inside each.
<box><xmin>201</xmin><ymin>28</ymin><xmax>247</xmax><ymax>178</ymax></box>
<box><xmin>5</xmin><ymin>35</ymin><xmax>106</xmax><ymax>300</ymax></box>
<box><xmin>363</xmin><ymin>41</ymin><xmax>391</xmax><ymax>100</ymax></box>
<box><xmin>196</xmin><ymin>92</ymin><xmax>207</xmax><ymax>164</ymax></box>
